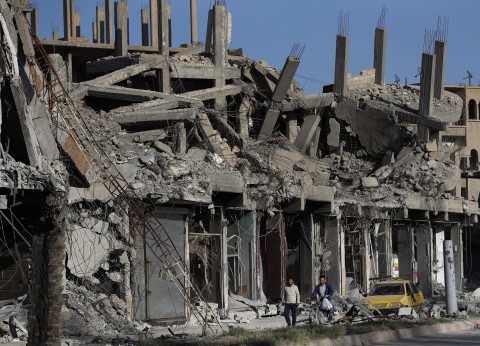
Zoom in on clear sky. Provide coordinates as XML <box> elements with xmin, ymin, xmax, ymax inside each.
<box><xmin>34</xmin><ymin>0</ymin><xmax>480</xmax><ymax>94</ymax></box>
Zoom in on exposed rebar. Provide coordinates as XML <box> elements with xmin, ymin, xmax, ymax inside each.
<box><xmin>436</xmin><ymin>16</ymin><xmax>449</xmax><ymax>42</ymax></box>
<box><xmin>337</xmin><ymin>10</ymin><xmax>350</xmax><ymax>37</ymax></box>
<box><xmin>376</xmin><ymin>5</ymin><xmax>387</xmax><ymax>29</ymax></box>
<box><xmin>289</xmin><ymin>42</ymin><xmax>306</xmax><ymax>60</ymax></box>
<box><xmin>422</xmin><ymin>28</ymin><xmax>436</xmax><ymax>54</ymax></box>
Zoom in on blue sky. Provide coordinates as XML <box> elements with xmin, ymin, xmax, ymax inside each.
<box><xmin>34</xmin><ymin>0</ymin><xmax>480</xmax><ymax>94</ymax></box>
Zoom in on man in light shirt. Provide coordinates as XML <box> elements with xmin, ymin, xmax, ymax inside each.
<box><xmin>283</xmin><ymin>278</ymin><xmax>300</xmax><ymax>327</ymax></box>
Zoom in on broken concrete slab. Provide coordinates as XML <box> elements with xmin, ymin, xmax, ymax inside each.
<box><xmin>327</xmin><ymin>118</ymin><xmax>340</xmax><ymax>148</ymax></box>
<box><xmin>361</xmin><ymin>177</ymin><xmax>379</xmax><ymax>188</ymax></box>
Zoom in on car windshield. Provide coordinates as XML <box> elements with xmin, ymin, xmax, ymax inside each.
<box><xmin>369</xmin><ymin>283</ymin><xmax>404</xmax><ymax>296</ymax></box>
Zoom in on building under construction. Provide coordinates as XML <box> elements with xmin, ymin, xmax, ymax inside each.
<box><xmin>0</xmin><ymin>0</ymin><xmax>478</xmax><ymax>343</ymax></box>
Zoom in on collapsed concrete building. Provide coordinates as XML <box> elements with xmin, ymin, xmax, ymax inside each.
<box><xmin>0</xmin><ymin>0</ymin><xmax>478</xmax><ymax>342</ymax></box>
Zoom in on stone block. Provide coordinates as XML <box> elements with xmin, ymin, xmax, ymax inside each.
<box><xmin>425</xmin><ymin>141</ymin><xmax>438</xmax><ymax>152</ymax></box>
<box><xmin>361</xmin><ymin>177</ymin><xmax>379</xmax><ymax>188</ymax></box>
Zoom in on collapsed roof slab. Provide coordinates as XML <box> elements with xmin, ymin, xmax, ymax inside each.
<box><xmin>112</xmin><ymin>108</ymin><xmax>197</xmax><ymax>125</ymax></box>
<box><xmin>280</xmin><ymin>93</ymin><xmax>334</xmax><ymax>112</ymax></box>
<box><xmin>170</xmin><ymin>65</ymin><xmax>240</xmax><ymax>80</ymax></box>
<box><xmin>107</xmin><ymin>85</ymin><xmax>240</xmax><ymax>115</ymax></box>
<box><xmin>404</xmin><ymin>196</ymin><xmax>479</xmax><ymax>215</ymax></box>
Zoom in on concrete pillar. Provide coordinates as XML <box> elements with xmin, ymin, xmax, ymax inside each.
<box><xmin>237</xmin><ymin>98</ymin><xmax>251</xmax><ymax>138</ymax></box>
<box><xmin>325</xmin><ymin>217</ymin><xmax>345</xmax><ymax>295</ymax></box>
<box><xmin>214</xmin><ymin>5</ymin><xmax>228</xmax><ymax>109</ymax></box>
<box><xmin>450</xmin><ymin>223</ymin><xmax>463</xmax><ymax>291</ymax></box>
<box><xmin>416</xmin><ymin>223</ymin><xmax>433</xmax><ymax>297</ymax></box>
<box><xmin>294</xmin><ymin>114</ymin><xmax>321</xmax><ymax>153</ymax></box>
<box><xmin>362</xmin><ymin>226</ymin><xmax>372</xmax><ymax>291</ymax></box>
<box><xmin>30</xmin><ymin>8</ymin><xmax>39</xmax><ymax>35</ymax></box>
<box><xmin>63</xmin><ymin>0</ymin><xmax>71</xmax><ymax>41</ymax></box>
<box><xmin>272</xmin><ymin>57</ymin><xmax>301</xmax><ymax>103</ymax></box>
<box><xmin>92</xmin><ymin>21</ymin><xmax>97</xmax><ymax>43</ymax></box>
<box><xmin>114</xmin><ymin>2</ymin><xmax>128</xmax><ymax>56</ymax></box>
<box><xmin>396</xmin><ymin>224</ymin><xmax>414</xmax><ymax>281</ymax></box>
<box><xmin>434</xmin><ymin>40</ymin><xmax>447</xmax><ymax>100</ymax></box>
<box><xmin>434</xmin><ymin>226</ymin><xmax>445</xmax><ymax>285</ymax></box>
<box><xmin>149</xmin><ymin>0</ymin><xmax>158</xmax><ymax>47</ymax></box>
<box><xmin>70</xmin><ymin>0</ymin><xmax>75</xmax><ymax>38</ymax></box>
<box><xmin>377</xmin><ymin>220</ymin><xmax>392</xmax><ymax>278</ymax></box>
<box><xmin>96</xmin><ymin>6</ymin><xmax>106</xmax><ymax>44</ymax></box>
<box><xmin>205</xmin><ymin>9</ymin><xmax>214</xmax><ymax>53</ymax></box>
<box><xmin>105</xmin><ymin>0</ymin><xmax>113</xmax><ymax>44</ymax></box>
<box><xmin>190</xmin><ymin>0</ymin><xmax>198</xmax><ymax>44</ymax></box>
<box><xmin>373</xmin><ymin>28</ymin><xmax>386</xmax><ymax>85</ymax></box>
<box><xmin>258</xmin><ymin>109</ymin><xmax>280</xmax><ymax>139</ymax></box>
<box><xmin>52</xmin><ymin>30</ymin><xmax>59</xmax><ymax>41</ymax></box>
<box><xmin>157</xmin><ymin>0</ymin><xmax>170</xmax><ymax>93</ymax></box>
<box><xmin>334</xmin><ymin>35</ymin><xmax>349</xmax><ymax>95</ymax></box>
<box><xmin>286</xmin><ymin>114</ymin><xmax>298</xmax><ymax>143</ymax></box>
<box><xmin>141</xmin><ymin>8</ymin><xmax>149</xmax><ymax>46</ymax></box>
<box><xmin>299</xmin><ymin>215</ymin><xmax>314</xmax><ymax>301</ymax></box>
<box><xmin>74</xmin><ymin>12</ymin><xmax>81</xmax><ymax>37</ymax></box>
<box><xmin>443</xmin><ymin>240</ymin><xmax>458</xmax><ymax>315</ymax></box>
<box><xmin>176</xmin><ymin>122</ymin><xmax>187</xmax><ymax>155</ymax></box>
<box><xmin>419</xmin><ymin>53</ymin><xmax>436</xmax><ymax>116</ymax></box>
<box><xmin>309</xmin><ymin>127</ymin><xmax>321</xmax><ymax>158</ymax></box>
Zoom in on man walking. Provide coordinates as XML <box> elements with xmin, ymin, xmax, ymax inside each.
<box><xmin>311</xmin><ymin>275</ymin><xmax>335</xmax><ymax>322</ymax></box>
<box><xmin>283</xmin><ymin>278</ymin><xmax>300</xmax><ymax>327</ymax></box>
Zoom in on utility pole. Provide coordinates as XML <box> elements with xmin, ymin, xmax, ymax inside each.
<box><xmin>443</xmin><ymin>240</ymin><xmax>458</xmax><ymax>315</ymax></box>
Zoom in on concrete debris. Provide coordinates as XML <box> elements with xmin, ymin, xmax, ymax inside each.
<box><xmin>0</xmin><ymin>0</ymin><xmax>479</xmax><ymax>344</ymax></box>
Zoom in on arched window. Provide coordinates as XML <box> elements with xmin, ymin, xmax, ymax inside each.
<box><xmin>468</xmin><ymin>99</ymin><xmax>477</xmax><ymax>119</ymax></box>
<box><xmin>471</xmin><ymin>149</ymin><xmax>479</xmax><ymax>171</ymax></box>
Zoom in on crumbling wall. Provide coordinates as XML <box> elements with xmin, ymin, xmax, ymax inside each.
<box><xmin>347</xmin><ymin>68</ymin><xmax>375</xmax><ymax>90</ymax></box>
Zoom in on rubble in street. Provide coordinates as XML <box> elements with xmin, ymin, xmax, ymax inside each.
<box><xmin>0</xmin><ymin>0</ymin><xmax>479</xmax><ymax>344</ymax></box>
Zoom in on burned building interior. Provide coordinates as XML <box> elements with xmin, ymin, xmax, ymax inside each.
<box><xmin>0</xmin><ymin>0</ymin><xmax>479</xmax><ymax>344</ymax></box>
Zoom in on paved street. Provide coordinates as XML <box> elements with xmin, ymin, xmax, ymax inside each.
<box><xmin>371</xmin><ymin>328</ymin><xmax>480</xmax><ymax>345</ymax></box>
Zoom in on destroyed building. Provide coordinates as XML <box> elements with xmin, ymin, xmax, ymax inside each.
<box><xmin>0</xmin><ymin>0</ymin><xmax>478</xmax><ymax>343</ymax></box>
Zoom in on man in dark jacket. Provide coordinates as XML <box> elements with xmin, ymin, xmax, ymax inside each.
<box><xmin>311</xmin><ymin>275</ymin><xmax>334</xmax><ymax>321</ymax></box>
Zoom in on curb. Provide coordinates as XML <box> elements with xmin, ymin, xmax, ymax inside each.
<box><xmin>309</xmin><ymin>318</ymin><xmax>480</xmax><ymax>346</ymax></box>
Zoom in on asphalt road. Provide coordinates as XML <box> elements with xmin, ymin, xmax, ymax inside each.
<box><xmin>371</xmin><ymin>328</ymin><xmax>480</xmax><ymax>345</ymax></box>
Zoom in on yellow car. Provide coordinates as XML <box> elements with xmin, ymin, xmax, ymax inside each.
<box><xmin>363</xmin><ymin>278</ymin><xmax>424</xmax><ymax>314</ymax></box>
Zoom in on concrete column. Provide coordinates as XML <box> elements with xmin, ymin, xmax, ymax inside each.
<box><xmin>294</xmin><ymin>114</ymin><xmax>321</xmax><ymax>153</ymax></box>
<box><xmin>416</xmin><ymin>223</ymin><xmax>433</xmax><ymax>297</ymax></box>
<box><xmin>396</xmin><ymin>224</ymin><xmax>414</xmax><ymax>281</ymax></box>
<box><xmin>373</xmin><ymin>28</ymin><xmax>386</xmax><ymax>85</ymax></box>
<box><xmin>63</xmin><ymin>0</ymin><xmax>71</xmax><ymax>41</ymax></box>
<box><xmin>362</xmin><ymin>226</ymin><xmax>371</xmax><ymax>291</ymax></box>
<box><xmin>419</xmin><ymin>53</ymin><xmax>436</xmax><ymax>116</ymax></box>
<box><xmin>105</xmin><ymin>0</ymin><xmax>113</xmax><ymax>44</ymax></box>
<box><xmin>96</xmin><ymin>6</ymin><xmax>106</xmax><ymax>44</ymax></box>
<box><xmin>272</xmin><ymin>57</ymin><xmax>301</xmax><ymax>103</ymax></box>
<box><xmin>92</xmin><ymin>21</ymin><xmax>97</xmax><ymax>43</ymax></box>
<box><xmin>325</xmin><ymin>217</ymin><xmax>345</xmax><ymax>295</ymax></box>
<box><xmin>70</xmin><ymin>0</ymin><xmax>75</xmax><ymax>38</ymax></box>
<box><xmin>434</xmin><ymin>226</ymin><xmax>445</xmax><ymax>285</ymax></box>
<box><xmin>443</xmin><ymin>240</ymin><xmax>458</xmax><ymax>315</ymax></box>
<box><xmin>377</xmin><ymin>220</ymin><xmax>392</xmax><ymax>278</ymax></box>
<box><xmin>190</xmin><ymin>0</ymin><xmax>198</xmax><ymax>44</ymax></box>
<box><xmin>237</xmin><ymin>98</ymin><xmax>251</xmax><ymax>138</ymax></box>
<box><xmin>149</xmin><ymin>0</ymin><xmax>158</xmax><ymax>47</ymax></box>
<box><xmin>434</xmin><ymin>40</ymin><xmax>447</xmax><ymax>100</ymax></box>
<box><xmin>141</xmin><ymin>8</ymin><xmax>149</xmax><ymax>46</ymax></box>
<box><xmin>286</xmin><ymin>114</ymin><xmax>298</xmax><ymax>143</ymax></box>
<box><xmin>74</xmin><ymin>12</ymin><xmax>81</xmax><ymax>37</ymax></box>
<box><xmin>309</xmin><ymin>127</ymin><xmax>321</xmax><ymax>158</ymax></box>
<box><xmin>214</xmin><ymin>5</ymin><xmax>227</xmax><ymax>109</ymax></box>
<box><xmin>157</xmin><ymin>0</ymin><xmax>170</xmax><ymax>93</ymax></box>
<box><xmin>450</xmin><ymin>223</ymin><xmax>463</xmax><ymax>291</ymax></box>
<box><xmin>299</xmin><ymin>215</ymin><xmax>314</xmax><ymax>301</ymax></box>
<box><xmin>334</xmin><ymin>35</ymin><xmax>349</xmax><ymax>95</ymax></box>
<box><xmin>30</xmin><ymin>7</ymin><xmax>39</xmax><ymax>35</ymax></box>
<box><xmin>176</xmin><ymin>122</ymin><xmax>187</xmax><ymax>155</ymax></box>
<box><xmin>114</xmin><ymin>2</ymin><xmax>128</xmax><ymax>56</ymax></box>
<box><xmin>205</xmin><ymin>9</ymin><xmax>214</xmax><ymax>53</ymax></box>
<box><xmin>52</xmin><ymin>30</ymin><xmax>59</xmax><ymax>40</ymax></box>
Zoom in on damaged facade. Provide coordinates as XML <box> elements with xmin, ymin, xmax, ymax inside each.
<box><xmin>0</xmin><ymin>0</ymin><xmax>478</xmax><ymax>342</ymax></box>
